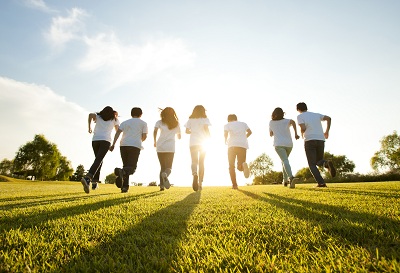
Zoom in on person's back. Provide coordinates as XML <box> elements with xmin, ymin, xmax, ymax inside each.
<box><xmin>269</xmin><ymin>119</ymin><xmax>292</xmax><ymax>147</ymax></box>
<box><xmin>297</xmin><ymin>111</ymin><xmax>325</xmax><ymax>141</ymax></box>
<box><xmin>119</xmin><ymin>118</ymin><xmax>147</xmax><ymax>149</ymax></box>
<box><xmin>224</xmin><ymin>120</ymin><xmax>249</xmax><ymax>149</ymax></box>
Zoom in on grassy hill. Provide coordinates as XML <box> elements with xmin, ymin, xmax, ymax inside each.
<box><xmin>0</xmin><ymin>180</ymin><xmax>399</xmax><ymax>272</ymax></box>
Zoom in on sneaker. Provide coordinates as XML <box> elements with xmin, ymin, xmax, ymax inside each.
<box><xmin>282</xmin><ymin>181</ymin><xmax>288</xmax><ymax>187</ymax></box>
<box><xmin>114</xmin><ymin>168</ymin><xmax>124</xmax><ymax>188</ymax></box>
<box><xmin>192</xmin><ymin>174</ymin><xmax>199</xmax><ymax>192</ymax></box>
<box><xmin>289</xmin><ymin>177</ymin><xmax>298</xmax><ymax>189</ymax></box>
<box><xmin>81</xmin><ymin>176</ymin><xmax>90</xmax><ymax>194</ymax></box>
<box><xmin>243</xmin><ymin>162</ymin><xmax>250</xmax><ymax>178</ymax></box>
<box><xmin>161</xmin><ymin>172</ymin><xmax>170</xmax><ymax>190</ymax></box>
<box><xmin>121</xmin><ymin>187</ymin><xmax>129</xmax><ymax>193</ymax></box>
<box><xmin>198</xmin><ymin>181</ymin><xmax>203</xmax><ymax>191</ymax></box>
<box><xmin>314</xmin><ymin>183</ymin><xmax>327</xmax><ymax>188</ymax></box>
<box><xmin>92</xmin><ymin>182</ymin><xmax>99</xmax><ymax>190</ymax></box>
<box><xmin>326</xmin><ymin>161</ymin><xmax>336</xmax><ymax>178</ymax></box>
<box><xmin>160</xmin><ymin>188</ymin><xmax>165</xmax><ymax>191</ymax></box>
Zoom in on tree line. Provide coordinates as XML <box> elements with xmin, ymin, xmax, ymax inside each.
<box><xmin>0</xmin><ymin>131</ymin><xmax>399</xmax><ymax>184</ymax></box>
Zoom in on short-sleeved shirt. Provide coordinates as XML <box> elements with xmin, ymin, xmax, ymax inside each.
<box><xmin>297</xmin><ymin>111</ymin><xmax>325</xmax><ymax>141</ymax></box>
<box><xmin>119</xmin><ymin>118</ymin><xmax>148</xmax><ymax>149</ymax></box>
<box><xmin>269</xmin><ymin>119</ymin><xmax>293</xmax><ymax>147</ymax></box>
<box><xmin>184</xmin><ymin>118</ymin><xmax>211</xmax><ymax>147</ymax></box>
<box><xmin>224</xmin><ymin>121</ymin><xmax>250</xmax><ymax>149</ymax></box>
<box><xmin>92</xmin><ymin>115</ymin><xmax>120</xmax><ymax>143</ymax></box>
<box><xmin>154</xmin><ymin>120</ymin><xmax>181</xmax><ymax>152</ymax></box>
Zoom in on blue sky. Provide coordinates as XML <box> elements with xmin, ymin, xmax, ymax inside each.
<box><xmin>1</xmin><ymin>0</ymin><xmax>399</xmax><ymax>186</ymax></box>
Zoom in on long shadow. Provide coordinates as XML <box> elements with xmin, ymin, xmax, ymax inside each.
<box><xmin>300</xmin><ymin>187</ymin><xmax>400</xmax><ymax>199</ymax></box>
<box><xmin>238</xmin><ymin>189</ymin><xmax>400</xmax><ymax>261</ymax></box>
<box><xmin>0</xmin><ymin>192</ymin><xmax>161</xmax><ymax>233</ymax></box>
<box><xmin>55</xmin><ymin>191</ymin><xmax>201</xmax><ymax>272</ymax></box>
<box><xmin>0</xmin><ymin>192</ymin><xmax>114</xmax><ymax>210</ymax></box>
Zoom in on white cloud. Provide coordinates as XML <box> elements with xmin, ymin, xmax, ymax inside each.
<box><xmin>78</xmin><ymin>33</ymin><xmax>196</xmax><ymax>89</ymax></box>
<box><xmin>0</xmin><ymin>77</ymin><xmax>92</xmax><ymax>171</ymax></box>
<box><xmin>45</xmin><ymin>8</ymin><xmax>88</xmax><ymax>48</ymax></box>
<box><xmin>24</xmin><ymin>0</ymin><xmax>56</xmax><ymax>13</ymax></box>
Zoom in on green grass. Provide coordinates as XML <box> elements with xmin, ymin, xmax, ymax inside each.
<box><xmin>0</xmin><ymin>178</ymin><xmax>399</xmax><ymax>272</ymax></box>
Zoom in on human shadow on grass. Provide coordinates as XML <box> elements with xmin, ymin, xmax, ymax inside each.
<box><xmin>0</xmin><ymin>191</ymin><xmax>162</xmax><ymax>233</ymax></box>
<box><xmin>0</xmin><ymin>192</ymin><xmax>114</xmax><ymax>210</ymax></box>
<box><xmin>300</xmin><ymin>187</ymin><xmax>400</xmax><ymax>199</ymax></box>
<box><xmin>55</xmin><ymin>191</ymin><xmax>202</xmax><ymax>273</ymax></box>
<box><xmin>238</xmin><ymin>189</ymin><xmax>399</xmax><ymax>261</ymax></box>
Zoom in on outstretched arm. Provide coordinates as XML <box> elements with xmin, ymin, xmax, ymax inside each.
<box><xmin>290</xmin><ymin>120</ymin><xmax>300</xmax><ymax>140</ymax></box>
<box><xmin>109</xmin><ymin>129</ymin><xmax>122</xmax><ymax>151</ymax></box>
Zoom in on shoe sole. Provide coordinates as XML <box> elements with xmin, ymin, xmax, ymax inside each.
<box><xmin>81</xmin><ymin>178</ymin><xmax>90</xmax><ymax>194</ymax></box>
<box><xmin>289</xmin><ymin>177</ymin><xmax>298</xmax><ymax>189</ymax></box>
<box><xmin>327</xmin><ymin>161</ymin><xmax>336</xmax><ymax>177</ymax></box>
<box><xmin>192</xmin><ymin>175</ymin><xmax>199</xmax><ymax>191</ymax></box>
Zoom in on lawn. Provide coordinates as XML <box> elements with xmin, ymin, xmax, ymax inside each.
<box><xmin>0</xmin><ymin>178</ymin><xmax>399</xmax><ymax>272</ymax></box>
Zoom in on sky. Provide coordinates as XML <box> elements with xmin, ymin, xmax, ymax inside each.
<box><xmin>1</xmin><ymin>0</ymin><xmax>400</xmax><ymax>187</ymax></box>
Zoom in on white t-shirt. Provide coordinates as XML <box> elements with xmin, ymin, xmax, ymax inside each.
<box><xmin>154</xmin><ymin>120</ymin><xmax>181</xmax><ymax>152</ymax></box>
<box><xmin>297</xmin><ymin>111</ymin><xmax>325</xmax><ymax>141</ymax></box>
<box><xmin>184</xmin><ymin>118</ymin><xmax>211</xmax><ymax>147</ymax></box>
<box><xmin>224</xmin><ymin>121</ymin><xmax>250</xmax><ymax>149</ymax></box>
<box><xmin>119</xmin><ymin>118</ymin><xmax>148</xmax><ymax>149</ymax></box>
<box><xmin>92</xmin><ymin>115</ymin><xmax>120</xmax><ymax>143</ymax></box>
<box><xmin>269</xmin><ymin>119</ymin><xmax>293</xmax><ymax>147</ymax></box>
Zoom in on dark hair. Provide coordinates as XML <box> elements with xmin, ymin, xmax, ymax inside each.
<box><xmin>189</xmin><ymin>105</ymin><xmax>207</xmax><ymax>119</ymax></box>
<box><xmin>296</xmin><ymin>102</ymin><xmax>308</xmax><ymax>112</ymax></box>
<box><xmin>227</xmin><ymin>114</ymin><xmax>237</xmax><ymax>122</ymax></box>
<box><xmin>131</xmin><ymin>107</ymin><xmax>143</xmax><ymax>117</ymax></box>
<box><xmin>98</xmin><ymin>106</ymin><xmax>116</xmax><ymax>121</ymax></box>
<box><xmin>271</xmin><ymin>108</ymin><xmax>284</xmax><ymax>120</ymax></box>
<box><xmin>160</xmin><ymin>107</ymin><xmax>179</xmax><ymax>130</ymax></box>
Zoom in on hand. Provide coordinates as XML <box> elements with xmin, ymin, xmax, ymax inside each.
<box><xmin>88</xmin><ymin>128</ymin><xmax>92</xmax><ymax>134</ymax></box>
<box><xmin>109</xmin><ymin>145</ymin><xmax>115</xmax><ymax>152</ymax></box>
<box><xmin>324</xmin><ymin>132</ymin><xmax>329</xmax><ymax>139</ymax></box>
<box><xmin>295</xmin><ymin>134</ymin><xmax>300</xmax><ymax>140</ymax></box>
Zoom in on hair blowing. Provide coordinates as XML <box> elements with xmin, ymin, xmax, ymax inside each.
<box><xmin>98</xmin><ymin>106</ymin><xmax>116</xmax><ymax>121</ymax></box>
<box><xmin>160</xmin><ymin>107</ymin><xmax>179</xmax><ymax>130</ymax></box>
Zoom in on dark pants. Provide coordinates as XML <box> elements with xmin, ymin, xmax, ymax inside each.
<box><xmin>89</xmin><ymin>140</ymin><xmax>111</xmax><ymax>182</ymax></box>
<box><xmin>157</xmin><ymin>152</ymin><xmax>174</xmax><ymax>188</ymax></box>
<box><xmin>120</xmin><ymin>146</ymin><xmax>141</xmax><ymax>189</ymax></box>
<box><xmin>228</xmin><ymin>147</ymin><xmax>247</xmax><ymax>187</ymax></box>
<box><xmin>304</xmin><ymin>140</ymin><xmax>326</xmax><ymax>185</ymax></box>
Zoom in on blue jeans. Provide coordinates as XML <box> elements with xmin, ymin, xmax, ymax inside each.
<box><xmin>274</xmin><ymin>146</ymin><xmax>293</xmax><ymax>182</ymax></box>
<box><xmin>190</xmin><ymin>145</ymin><xmax>206</xmax><ymax>182</ymax></box>
<box><xmin>304</xmin><ymin>140</ymin><xmax>326</xmax><ymax>185</ymax></box>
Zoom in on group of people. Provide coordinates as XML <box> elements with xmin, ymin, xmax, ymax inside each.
<box><xmin>81</xmin><ymin>102</ymin><xmax>336</xmax><ymax>194</ymax></box>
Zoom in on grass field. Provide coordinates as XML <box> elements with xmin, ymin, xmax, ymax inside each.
<box><xmin>0</xmin><ymin>178</ymin><xmax>399</xmax><ymax>272</ymax></box>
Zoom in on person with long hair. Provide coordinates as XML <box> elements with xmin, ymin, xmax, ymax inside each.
<box><xmin>224</xmin><ymin>114</ymin><xmax>252</xmax><ymax>190</ymax></box>
<box><xmin>81</xmin><ymin>106</ymin><xmax>119</xmax><ymax>193</ymax></box>
<box><xmin>296</xmin><ymin>102</ymin><xmax>336</xmax><ymax>187</ymax></box>
<box><xmin>153</xmin><ymin>107</ymin><xmax>181</xmax><ymax>191</ymax></box>
<box><xmin>184</xmin><ymin>105</ymin><xmax>211</xmax><ymax>191</ymax></box>
<box><xmin>269</xmin><ymin>107</ymin><xmax>300</xmax><ymax>188</ymax></box>
<box><xmin>110</xmin><ymin>107</ymin><xmax>148</xmax><ymax>193</ymax></box>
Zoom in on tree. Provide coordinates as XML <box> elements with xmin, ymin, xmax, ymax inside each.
<box><xmin>54</xmin><ymin>156</ymin><xmax>74</xmax><ymax>181</ymax></box>
<box><xmin>249</xmin><ymin>153</ymin><xmax>275</xmax><ymax>184</ymax></box>
<box><xmin>0</xmin><ymin>159</ymin><xmax>14</xmax><ymax>176</ymax></box>
<box><xmin>105</xmin><ymin>172</ymin><xmax>116</xmax><ymax>184</ymax></box>
<box><xmin>13</xmin><ymin>134</ymin><xmax>71</xmax><ymax>181</ymax></box>
<box><xmin>371</xmin><ymin>131</ymin><xmax>400</xmax><ymax>172</ymax></box>
<box><xmin>70</xmin><ymin>164</ymin><xmax>86</xmax><ymax>181</ymax></box>
<box><xmin>323</xmin><ymin>151</ymin><xmax>355</xmax><ymax>177</ymax></box>
<box><xmin>295</xmin><ymin>167</ymin><xmax>313</xmax><ymax>181</ymax></box>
